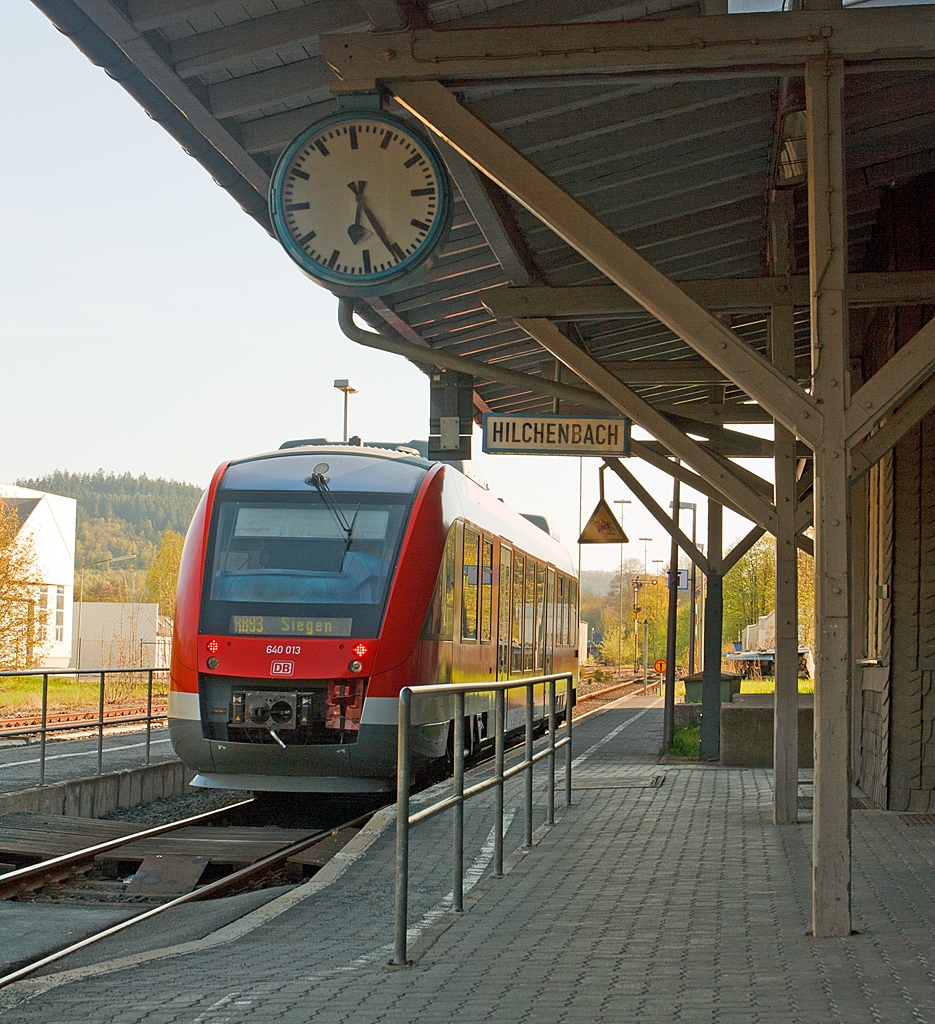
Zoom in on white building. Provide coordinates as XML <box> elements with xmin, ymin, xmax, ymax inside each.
<box><xmin>0</xmin><ymin>484</ymin><xmax>77</xmax><ymax>669</ymax></box>
<box><xmin>72</xmin><ymin>602</ymin><xmax>172</xmax><ymax>669</ymax></box>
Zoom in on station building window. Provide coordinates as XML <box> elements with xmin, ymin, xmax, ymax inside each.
<box><xmin>56</xmin><ymin>586</ymin><xmax>65</xmax><ymax>643</ymax></box>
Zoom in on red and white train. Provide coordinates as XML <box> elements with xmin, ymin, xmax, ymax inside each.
<box><xmin>168</xmin><ymin>442</ymin><xmax>579</xmax><ymax>793</ymax></box>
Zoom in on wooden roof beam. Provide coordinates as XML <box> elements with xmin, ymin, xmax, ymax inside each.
<box><xmin>391</xmin><ymin>80</ymin><xmax>821</xmax><ymax>449</ymax></box>
<box><xmin>483</xmin><ymin>272</ymin><xmax>935</xmax><ymax>319</ymax></box>
<box><xmin>171</xmin><ymin>2</ymin><xmax>368</xmax><ymax>79</ymax></box>
<box><xmin>322</xmin><ymin>7</ymin><xmax>935</xmax><ymax>81</ymax></box>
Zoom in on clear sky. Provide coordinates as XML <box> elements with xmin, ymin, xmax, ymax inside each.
<box><xmin>2</xmin><ymin>2</ymin><xmax>777</xmax><ymax>575</ymax></box>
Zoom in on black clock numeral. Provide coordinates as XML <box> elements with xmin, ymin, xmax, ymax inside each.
<box><xmin>298</xmin><ymin>231</ymin><xmax>317</xmax><ymax>246</ymax></box>
<box><xmin>390</xmin><ymin>243</ymin><xmax>406</xmax><ymax>263</ymax></box>
<box><xmin>328</xmin><ymin>249</ymin><xmax>340</xmax><ymax>269</ymax></box>
<box><xmin>380</xmin><ymin>132</ymin><xmax>392</xmax><ymax>150</ymax></box>
<box><xmin>286</xmin><ymin>202</ymin><xmax>310</xmax><ymax>212</ymax></box>
<box><xmin>349</xmin><ymin>126</ymin><xmax>358</xmax><ymax>150</ymax></box>
<box><xmin>315</xmin><ymin>139</ymin><xmax>330</xmax><ymax>157</ymax></box>
<box><xmin>404</xmin><ymin>153</ymin><xmax>422</xmax><ymax>169</ymax></box>
<box><xmin>411</xmin><ymin>219</ymin><xmax>431</xmax><ymax>232</ymax></box>
<box><xmin>290</xmin><ymin>167</ymin><xmax>310</xmax><ymax>180</ymax></box>
<box><xmin>362</xmin><ymin>250</ymin><xmax>371</xmax><ymax>274</ymax></box>
<box><xmin>411</xmin><ymin>188</ymin><xmax>435</xmax><ymax>197</ymax></box>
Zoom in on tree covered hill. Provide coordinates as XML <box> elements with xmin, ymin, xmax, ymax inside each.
<box><xmin>17</xmin><ymin>471</ymin><xmax>203</xmax><ymax>604</ymax></box>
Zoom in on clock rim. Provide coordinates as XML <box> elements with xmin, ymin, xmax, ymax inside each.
<box><xmin>269</xmin><ymin>109</ymin><xmax>451</xmax><ymax>292</ymax></box>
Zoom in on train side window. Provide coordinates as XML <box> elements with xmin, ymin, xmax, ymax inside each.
<box><xmin>569</xmin><ymin>579</ymin><xmax>578</xmax><ymax>648</ymax></box>
<box><xmin>480</xmin><ymin>537</ymin><xmax>493</xmax><ymax>644</ymax></box>
<box><xmin>524</xmin><ymin>558</ymin><xmax>536</xmax><ymax>673</ymax></box>
<box><xmin>535</xmin><ymin>563</ymin><xmax>547</xmax><ymax>671</ymax></box>
<box><xmin>511</xmin><ymin>552</ymin><xmax>524</xmax><ymax>673</ymax></box>
<box><xmin>461</xmin><ymin>528</ymin><xmax>479</xmax><ymax>642</ymax></box>
<box><xmin>422</xmin><ymin>527</ymin><xmax>457</xmax><ymax>640</ymax></box>
<box><xmin>545</xmin><ymin>568</ymin><xmax>555</xmax><ymax>672</ymax></box>
<box><xmin>499</xmin><ymin>546</ymin><xmax>512</xmax><ymax>675</ymax></box>
<box><xmin>557</xmin><ymin>575</ymin><xmax>565</xmax><ymax>646</ymax></box>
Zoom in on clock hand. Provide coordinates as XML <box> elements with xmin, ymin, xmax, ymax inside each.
<box><xmin>347</xmin><ymin>181</ymin><xmax>368</xmax><ymax>245</ymax></box>
<box><xmin>355</xmin><ymin>193</ymin><xmax>405</xmax><ymax>263</ymax></box>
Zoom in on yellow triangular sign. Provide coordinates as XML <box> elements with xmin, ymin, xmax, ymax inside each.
<box><xmin>578</xmin><ymin>498</ymin><xmax>629</xmax><ymax>544</ymax></box>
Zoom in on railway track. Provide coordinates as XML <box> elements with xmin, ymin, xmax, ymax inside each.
<box><xmin>0</xmin><ymin>799</ymin><xmax>377</xmax><ymax>989</ymax></box>
<box><xmin>0</xmin><ymin>705</ymin><xmax>169</xmax><ymax>734</ymax></box>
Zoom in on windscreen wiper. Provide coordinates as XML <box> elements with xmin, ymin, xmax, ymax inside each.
<box><xmin>306</xmin><ymin>472</ymin><xmax>359</xmax><ymax>553</ymax></box>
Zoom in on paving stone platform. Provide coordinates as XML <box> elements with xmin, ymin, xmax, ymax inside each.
<box><xmin>2</xmin><ymin>693</ymin><xmax>935</xmax><ymax>1024</ymax></box>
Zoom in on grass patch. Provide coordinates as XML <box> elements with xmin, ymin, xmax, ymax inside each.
<box><xmin>0</xmin><ymin>674</ymin><xmax>168</xmax><ymax>716</ymax></box>
<box><xmin>669</xmin><ymin>723</ymin><xmax>700</xmax><ymax>758</ymax></box>
<box><xmin>739</xmin><ymin>678</ymin><xmax>815</xmax><ymax>695</ymax></box>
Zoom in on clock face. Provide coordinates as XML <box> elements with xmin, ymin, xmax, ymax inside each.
<box><xmin>269</xmin><ymin>111</ymin><xmax>450</xmax><ymax>291</ymax></box>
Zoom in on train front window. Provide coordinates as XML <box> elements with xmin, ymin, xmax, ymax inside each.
<box><xmin>202</xmin><ymin>492</ymin><xmax>412</xmax><ymax>637</ymax></box>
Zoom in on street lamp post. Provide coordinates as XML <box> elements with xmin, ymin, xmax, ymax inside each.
<box><xmin>671</xmin><ymin>501</ymin><xmax>699</xmax><ymax>675</ymax></box>
<box><xmin>638</xmin><ymin>538</ymin><xmax>652</xmax><ymax>692</ymax></box>
<box><xmin>652</xmin><ymin>559</ymin><xmax>664</xmax><ymax>671</ymax></box>
<box><xmin>613</xmin><ymin>499</ymin><xmax>631</xmax><ymax>681</ymax></box>
<box><xmin>76</xmin><ymin>554</ymin><xmax>135</xmax><ymax>669</ymax></box>
<box><xmin>333</xmin><ymin>379</ymin><xmax>358</xmax><ymax>443</ymax></box>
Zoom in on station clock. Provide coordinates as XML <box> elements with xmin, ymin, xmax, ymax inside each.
<box><xmin>269</xmin><ymin>110</ymin><xmax>451</xmax><ymax>294</ymax></box>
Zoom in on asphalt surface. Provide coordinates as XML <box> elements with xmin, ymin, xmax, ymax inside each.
<box><xmin>0</xmin><ymin>729</ymin><xmax>176</xmax><ymax>794</ymax></box>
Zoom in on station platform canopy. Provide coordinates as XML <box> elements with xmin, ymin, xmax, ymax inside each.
<box><xmin>29</xmin><ymin>0</ymin><xmax>935</xmax><ymax>945</ymax></box>
<box><xmin>33</xmin><ymin>0</ymin><xmax>935</xmax><ymax>431</ymax></box>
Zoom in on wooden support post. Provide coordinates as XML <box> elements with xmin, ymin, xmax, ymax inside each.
<box><xmin>806</xmin><ymin>57</ymin><xmax>852</xmax><ymax>938</ymax></box>
<box><xmin>772</xmin><ymin>304</ymin><xmax>800</xmax><ymax>825</ymax></box>
<box><xmin>700</xmin><ymin>500</ymin><xmax>723</xmax><ymax>760</ymax></box>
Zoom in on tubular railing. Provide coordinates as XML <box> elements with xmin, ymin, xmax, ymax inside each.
<box><xmin>393</xmin><ymin>672</ymin><xmax>574</xmax><ymax>967</ymax></box>
<box><xmin>0</xmin><ymin>668</ymin><xmax>170</xmax><ymax>784</ymax></box>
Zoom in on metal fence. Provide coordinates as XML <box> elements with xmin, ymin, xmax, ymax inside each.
<box><xmin>393</xmin><ymin>672</ymin><xmax>574</xmax><ymax>967</ymax></box>
<box><xmin>0</xmin><ymin>668</ymin><xmax>170</xmax><ymax>785</ymax></box>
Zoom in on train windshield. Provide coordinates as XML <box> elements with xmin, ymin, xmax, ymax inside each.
<box><xmin>201</xmin><ymin>491</ymin><xmax>413</xmax><ymax>638</ymax></box>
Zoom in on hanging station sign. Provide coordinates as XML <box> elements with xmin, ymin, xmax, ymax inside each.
<box><xmin>482</xmin><ymin>414</ymin><xmax>631</xmax><ymax>457</ymax></box>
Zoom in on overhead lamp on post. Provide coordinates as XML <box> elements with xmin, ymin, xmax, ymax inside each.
<box><xmin>613</xmin><ymin>499</ymin><xmax>632</xmax><ymax>682</ymax></box>
<box><xmin>76</xmin><ymin>554</ymin><xmax>135</xmax><ymax>670</ymax></box>
<box><xmin>671</xmin><ymin>501</ymin><xmax>698</xmax><ymax>675</ymax></box>
<box><xmin>333</xmin><ymin>379</ymin><xmax>358</xmax><ymax>443</ymax></box>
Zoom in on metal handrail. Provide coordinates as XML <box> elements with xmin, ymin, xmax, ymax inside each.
<box><xmin>0</xmin><ymin>668</ymin><xmax>170</xmax><ymax>784</ymax></box>
<box><xmin>393</xmin><ymin>672</ymin><xmax>574</xmax><ymax>967</ymax></box>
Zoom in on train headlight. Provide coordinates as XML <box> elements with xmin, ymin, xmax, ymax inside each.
<box><xmin>207</xmin><ymin>657</ymin><xmax>219</xmax><ymax>669</ymax></box>
<box><xmin>348</xmin><ymin>659</ymin><xmax>363</xmax><ymax>674</ymax></box>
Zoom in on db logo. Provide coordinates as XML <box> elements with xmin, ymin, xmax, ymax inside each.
<box><xmin>270</xmin><ymin>661</ymin><xmax>294</xmax><ymax>676</ymax></box>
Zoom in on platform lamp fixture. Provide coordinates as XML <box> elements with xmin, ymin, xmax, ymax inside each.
<box><xmin>613</xmin><ymin>499</ymin><xmax>631</xmax><ymax>681</ymax></box>
<box><xmin>76</xmin><ymin>554</ymin><xmax>135</xmax><ymax>670</ymax></box>
<box><xmin>671</xmin><ymin>501</ymin><xmax>698</xmax><ymax>675</ymax></box>
<box><xmin>638</xmin><ymin>539</ymin><xmax>652</xmax><ymax>688</ymax></box>
<box><xmin>334</xmin><ymin>379</ymin><xmax>358</xmax><ymax>443</ymax></box>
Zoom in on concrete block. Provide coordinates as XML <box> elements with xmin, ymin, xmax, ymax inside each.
<box><xmin>0</xmin><ymin>761</ymin><xmax>192</xmax><ymax>820</ymax></box>
<box><xmin>719</xmin><ymin>695</ymin><xmax>814</xmax><ymax>768</ymax></box>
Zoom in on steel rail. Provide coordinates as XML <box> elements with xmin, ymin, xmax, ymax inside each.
<box><xmin>0</xmin><ymin>705</ymin><xmax>169</xmax><ymax>734</ymax></box>
<box><xmin>0</xmin><ymin>807</ymin><xmax>378</xmax><ymax>990</ymax></box>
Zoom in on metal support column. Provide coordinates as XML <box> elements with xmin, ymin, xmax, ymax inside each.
<box><xmin>700</xmin><ymin>500</ymin><xmax>723</xmax><ymax>760</ymax></box>
<box><xmin>806</xmin><ymin>56</ymin><xmax>852</xmax><ymax>938</ymax></box>
<box><xmin>664</xmin><ymin>472</ymin><xmax>680</xmax><ymax>751</ymax></box>
<box><xmin>772</xmin><ymin>304</ymin><xmax>800</xmax><ymax>825</ymax></box>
